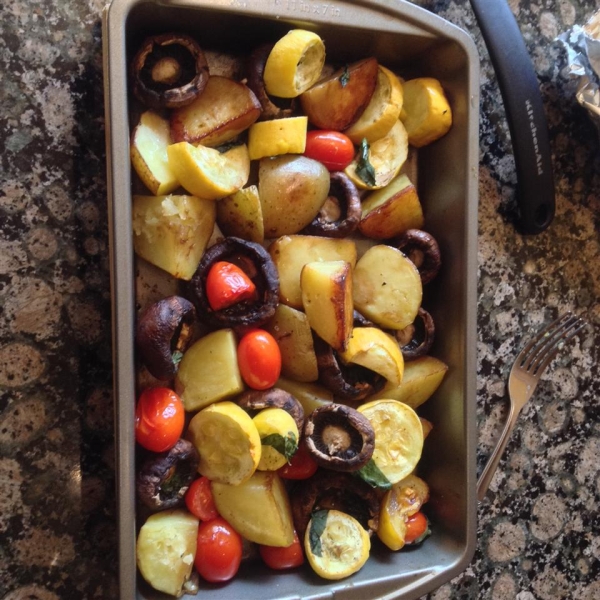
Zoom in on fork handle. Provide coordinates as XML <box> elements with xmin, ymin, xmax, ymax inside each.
<box><xmin>477</xmin><ymin>405</ymin><xmax>521</xmax><ymax>501</ymax></box>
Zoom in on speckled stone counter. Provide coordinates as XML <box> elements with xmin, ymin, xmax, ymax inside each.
<box><xmin>0</xmin><ymin>0</ymin><xmax>598</xmax><ymax>599</ymax></box>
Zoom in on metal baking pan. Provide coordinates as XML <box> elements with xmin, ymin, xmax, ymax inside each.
<box><xmin>102</xmin><ymin>0</ymin><xmax>479</xmax><ymax>597</ymax></box>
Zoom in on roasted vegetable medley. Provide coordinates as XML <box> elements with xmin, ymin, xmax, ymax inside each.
<box><xmin>130</xmin><ymin>28</ymin><xmax>452</xmax><ymax>597</ymax></box>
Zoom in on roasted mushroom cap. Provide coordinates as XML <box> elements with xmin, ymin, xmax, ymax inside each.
<box><xmin>237</xmin><ymin>388</ymin><xmax>304</xmax><ymax>433</ymax></box>
<box><xmin>137</xmin><ymin>439</ymin><xmax>200</xmax><ymax>510</ymax></box>
<box><xmin>303</xmin><ymin>172</ymin><xmax>361</xmax><ymax>238</ymax></box>
<box><xmin>136</xmin><ymin>296</ymin><xmax>196</xmax><ymax>380</ymax></box>
<box><xmin>291</xmin><ymin>470</ymin><xmax>380</xmax><ymax>539</ymax></box>
<box><xmin>189</xmin><ymin>237</ymin><xmax>280</xmax><ymax>329</ymax></box>
<box><xmin>314</xmin><ymin>336</ymin><xmax>383</xmax><ymax>404</ymax></box>
<box><xmin>132</xmin><ymin>33</ymin><xmax>209</xmax><ymax>109</ymax></box>
<box><xmin>394</xmin><ymin>307</ymin><xmax>435</xmax><ymax>361</ymax></box>
<box><xmin>304</xmin><ymin>403</ymin><xmax>375</xmax><ymax>472</ymax></box>
<box><xmin>246</xmin><ymin>43</ymin><xmax>296</xmax><ymax>120</ymax></box>
<box><xmin>394</xmin><ymin>229</ymin><xmax>441</xmax><ymax>284</ymax></box>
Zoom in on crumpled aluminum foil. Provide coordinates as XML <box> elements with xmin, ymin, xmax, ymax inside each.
<box><xmin>557</xmin><ymin>9</ymin><xmax>600</xmax><ymax>133</ymax></box>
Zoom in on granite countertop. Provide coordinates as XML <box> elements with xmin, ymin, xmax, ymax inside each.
<box><xmin>1</xmin><ymin>0</ymin><xmax>598</xmax><ymax>598</ymax></box>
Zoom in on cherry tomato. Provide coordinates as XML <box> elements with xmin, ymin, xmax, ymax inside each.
<box><xmin>185</xmin><ymin>477</ymin><xmax>219</xmax><ymax>522</ymax></box>
<box><xmin>259</xmin><ymin>531</ymin><xmax>304</xmax><ymax>570</ymax></box>
<box><xmin>237</xmin><ymin>329</ymin><xmax>281</xmax><ymax>390</ymax></box>
<box><xmin>404</xmin><ymin>511</ymin><xmax>430</xmax><ymax>544</ymax></box>
<box><xmin>206</xmin><ymin>261</ymin><xmax>257</xmax><ymax>311</ymax></box>
<box><xmin>277</xmin><ymin>441</ymin><xmax>318</xmax><ymax>480</ymax></box>
<box><xmin>304</xmin><ymin>130</ymin><xmax>355</xmax><ymax>171</ymax></box>
<box><xmin>134</xmin><ymin>387</ymin><xmax>184</xmax><ymax>452</ymax></box>
<box><xmin>195</xmin><ymin>517</ymin><xmax>243</xmax><ymax>583</ymax></box>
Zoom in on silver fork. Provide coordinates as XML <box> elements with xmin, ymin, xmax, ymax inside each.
<box><xmin>477</xmin><ymin>311</ymin><xmax>587</xmax><ymax>501</ymax></box>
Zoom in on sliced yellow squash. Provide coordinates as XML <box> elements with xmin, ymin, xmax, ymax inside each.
<box><xmin>187</xmin><ymin>401</ymin><xmax>261</xmax><ymax>485</ymax></box>
<box><xmin>339</xmin><ymin>326</ymin><xmax>404</xmax><ymax>387</ymax></box>
<box><xmin>263</xmin><ymin>29</ymin><xmax>325</xmax><ymax>98</ymax></box>
<box><xmin>357</xmin><ymin>399</ymin><xmax>423</xmax><ymax>484</ymax></box>
<box><xmin>400</xmin><ymin>77</ymin><xmax>452</xmax><ymax>147</ymax></box>
<box><xmin>167</xmin><ymin>142</ymin><xmax>250</xmax><ymax>200</ymax></box>
<box><xmin>344</xmin><ymin>120</ymin><xmax>409</xmax><ymax>190</ymax></box>
<box><xmin>344</xmin><ymin>65</ymin><xmax>404</xmax><ymax>144</ymax></box>
<box><xmin>304</xmin><ymin>509</ymin><xmax>370</xmax><ymax>580</ymax></box>
<box><xmin>248</xmin><ymin>116</ymin><xmax>308</xmax><ymax>160</ymax></box>
<box><xmin>253</xmin><ymin>407</ymin><xmax>299</xmax><ymax>471</ymax></box>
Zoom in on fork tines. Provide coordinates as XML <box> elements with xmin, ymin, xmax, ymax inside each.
<box><xmin>518</xmin><ymin>312</ymin><xmax>588</xmax><ymax>376</ymax></box>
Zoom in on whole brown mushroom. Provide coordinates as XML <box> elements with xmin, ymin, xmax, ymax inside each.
<box><xmin>136</xmin><ymin>296</ymin><xmax>196</xmax><ymax>380</ymax></box>
<box><xmin>394</xmin><ymin>307</ymin><xmax>435</xmax><ymax>361</ymax></box>
<box><xmin>304</xmin><ymin>403</ymin><xmax>375</xmax><ymax>472</ymax></box>
<box><xmin>394</xmin><ymin>229</ymin><xmax>442</xmax><ymax>284</ymax></box>
<box><xmin>303</xmin><ymin>172</ymin><xmax>362</xmax><ymax>238</ymax></box>
<box><xmin>131</xmin><ymin>33</ymin><xmax>209</xmax><ymax>109</ymax></box>
<box><xmin>237</xmin><ymin>388</ymin><xmax>304</xmax><ymax>433</ymax></box>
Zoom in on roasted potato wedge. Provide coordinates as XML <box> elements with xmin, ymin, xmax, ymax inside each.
<box><xmin>211</xmin><ymin>471</ymin><xmax>295</xmax><ymax>547</ymax></box>
<box><xmin>170</xmin><ymin>75</ymin><xmax>261</xmax><ymax>147</ymax></box>
<box><xmin>130</xmin><ymin>110</ymin><xmax>179</xmax><ymax>195</ymax></box>
<box><xmin>353</xmin><ymin>244</ymin><xmax>422</xmax><ymax>330</ymax></box>
<box><xmin>175</xmin><ymin>328</ymin><xmax>244</xmax><ymax>411</ymax></box>
<box><xmin>275</xmin><ymin>377</ymin><xmax>333</xmax><ymax>414</ymax></box>
<box><xmin>132</xmin><ymin>194</ymin><xmax>216</xmax><ymax>281</ymax></box>
<box><xmin>359</xmin><ymin>173</ymin><xmax>424</xmax><ymax>239</ymax></box>
<box><xmin>300</xmin><ymin>57</ymin><xmax>379</xmax><ymax>130</ymax></box>
<box><xmin>301</xmin><ymin>260</ymin><xmax>354</xmax><ymax>352</ymax></box>
<box><xmin>269</xmin><ymin>235</ymin><xmax>357</xmax><ymax>308</ymax></box>
<box><xmin>265</xmin><ymin>303</ymin><xmax>319</xmax><ymax>382</ymax></box>
<box><xmin>258</xmin><ymin>155</ymin><xmax>330</xmax><ymax>238</ymax></box>
<box><xmin>216</xmin><ymin>185</ymin><xmax>264</xmax><ymax>243</ymax></box>
<box><xmin>344</xmin><ymin>120</ymin><xmax>409</xmax><ymax>190</ymax></box>
<box><xmin>369</xmin><ymin>355</ymin><xmax>448</xmax><ymax>408</ymax></box>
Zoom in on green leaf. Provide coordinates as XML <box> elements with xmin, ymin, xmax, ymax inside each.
<box><xmin>357</xmin><ymin>459</ymin><xmax>392</xmax><ymax>490</ymax></box>
<box><xmin>339</xmin><ymin>65</ymin><xmax>350</xmax><ymax>87</ymax></box>
<box><xmin>171</xmin><ymin>350</ymin><xmax>184</xmax><ymax>366</ymax></box>
<box><xmin>308</xmin><ymin>509</ymin><xmax>329</xmax><ymax>557</ymax></box>
<box><xmin>261</xmin><ymin>432</ymin><xmax>298</xmax><ymax>461</ymax></box>
<box><xmin>355</xmin><ymin>139</ymin><xmax>376</xmax><ymax>187</ymax></box>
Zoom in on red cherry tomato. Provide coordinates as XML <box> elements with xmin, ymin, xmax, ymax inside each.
<box><xmin>195</xmin><ymin>517</ymin><xmax>243</xmax><ymax>583</ymax></box>
<box><xmin>185</xmin><ymin>477</ymin><xmax>218</xmax><ymax>522</ymax></box>
<box><xmin>277</xmin><ymin>441</ymin><xmax>318</xmax><ymax>480</ymax></box>
<box><xmin>237</xmin><ymin>329</ymin><xmax>281</xmax><ymax>390</ymax></box>
<box><xmin>259</xmin><ymin>531</ymin><xmax>304</xmax><ymax>570</ymax></box>
<box><xmin>304</xmin><ymin>130</ymin><xmax>355</xmax><ymax>171</ymax></box>
<box><xmin>134</xmin><ymin>387</ymin><xmax>184</xmax><ymax>452</ymax></box>
<box><xmin>404</xmin><ymin>511</ymin><xmax>430</xmax><ymax>544</ymax></box>
<box><xmin>206</xmin><ymin>261</ymin><xmax>257</xmax><ymax>311</ymax></box>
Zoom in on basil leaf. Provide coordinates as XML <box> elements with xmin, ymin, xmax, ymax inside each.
<box><xmin>339</xmin><ymin>65</ymin><xmax>350</xmax><ymax>87</ymax></box>
<box><xmin>355</xmin><ymin>138</ymin><xmax>376</xmax><ymax>187</ymax></box>
<box><xmin>171</xmin><ymin>350</ymin><xmax>183</xmax><ymax>366</ymax></box>
<box><xmin>308</xmin><ymin>509</ymin><xmax>329</xmax><ymax>557</ymax></box>
<box><xmin>357</xmin><ymin>459</ymin><xmax>392</xmax><ymax>490</ymax></box>
<box><xmin>261</xmin><ymin>432</ymin><xmax>298</xmax><ymax>461</ymax></box>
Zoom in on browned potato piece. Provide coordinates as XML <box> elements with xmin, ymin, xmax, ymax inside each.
<box><xmin>132</xmin><ymin>194</ymin><xmax>216</xmax><ymax>281</ymax></box>
<box><xmin>275</xmin><ymin>377</ymin><xmax>333</xmax><ymax>414</ymax></box>
<box><xmin>301</xmin><ymin>260</ymin><xmax>354</xmax><ymax>352</ymax></box>
<box><xmin>259</xmin><ymin>156</ymin><xmax>330</xmax><ymax>238</ymax></box>
<box><xmin>170</xmin><ymin>76</ymin><xmax>261</xmax><ymax>147</ymax></box>
<box><xmin>359</xmin><ymin>173</ymin><xmax>424</xmax><ymax>239</ymax></box>
<box><xmin>211</xmin><ymin>471</ymin><xmax>295</xmax><ymax>547</ymax></box>
<box><xmin>265</xmin><ymin>304</ymin><xmax>319</xmax><ymax>382</ymax></box>
<box><xmin>175</xmin><ymin>329</ymin><xmax>244</xmax><ymax>411</ymax></box>
<box><xmin>269</xmin><ymin>235</ymin><xmax>357</xmax><ymax>308</ymax></box>
<box><xmin>369</xmin><ymin>355</ymin><xmax>448</xmax><ymax>408</ymax></box>
<box><xmin>353</xmin><ymin>245</ymin><xmax>422</xmax><ymax>330</ymax></box>
<box><xmin>300</xmin><ymin>58</ymin><xmax>379</xmax><ymax>130</ymax></box>
<box><xmin>216</xmin><ymin>185</ymin><xmax>264</xmax><ymax>243</ymax></box>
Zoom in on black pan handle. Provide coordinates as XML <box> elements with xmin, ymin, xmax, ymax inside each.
<box><xmin>469</xmin><ymin>0</ymin><xmax>555</xmax><ymax>234</ymax></box>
